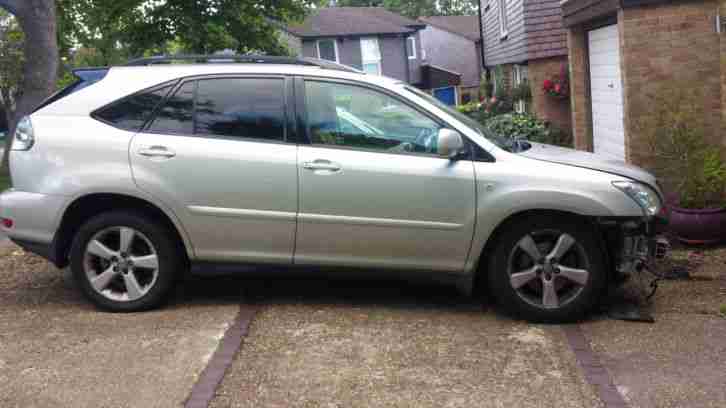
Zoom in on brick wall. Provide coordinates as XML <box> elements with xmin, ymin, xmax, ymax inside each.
<box><xmin>528</xmin><ymin>56</ymin><xmax>573</xmax><ymax>137</ymax></box>
<box><xmin>567</xmin><ymin>0</ymin><xmax>723</xmax><ymax>164</ymax></box>
<box><xmin>621</xmin><ymin>0</ymin><xmax>722</xmax><ymax>166</ymax></box>
<box><xmin>567</xmin><ymin>25</ymin><xmax>591</xmax><ymax>151</ymax></box>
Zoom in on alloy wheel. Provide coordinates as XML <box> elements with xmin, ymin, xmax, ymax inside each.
<box><xmin>507</xmin><ymin>230</ymin><xmax>590</xmax><ymax>310</ymax></box>
<box><xmin>83</xmin><ymin>226</ymin><xmax>159</xmax><ymax>302</ymax></box>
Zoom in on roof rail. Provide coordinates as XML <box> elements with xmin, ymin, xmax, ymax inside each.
<box><xmin>123</xmin><ymin>54</ymin><xmax>363</xmax><ymax>73</ymax></box>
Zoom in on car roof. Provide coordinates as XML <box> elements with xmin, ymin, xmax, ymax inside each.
<box><xmin>36</xmin><ymin>63</ymin><xmax>403</xmax><ymax>116</ymax></box>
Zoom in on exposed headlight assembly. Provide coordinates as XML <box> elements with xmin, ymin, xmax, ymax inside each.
<box><xmin>612</xmin><ymin>181</ymin><xmax>662</xmax><ymax>216</ymax></box>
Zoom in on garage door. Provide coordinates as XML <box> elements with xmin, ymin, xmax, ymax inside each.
<box><xmin>433</xmin><ymin>87</ymin><xmax>457</xmax><ymax>106</ymax></box>
<box><xmin>588</xmin><ymin>25</ymin><xmax>625</xmax><ymax>161</ymax></box>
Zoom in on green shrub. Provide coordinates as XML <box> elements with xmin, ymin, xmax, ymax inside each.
<box><xmin>637</xmin><ymin>84</ymin><xmax>726</xmax><ymax>209</ymax></box>
<box><xmin>485</xmin><ymin>113</ymin><xmax>572</xmax><ymax>147</ymax></box>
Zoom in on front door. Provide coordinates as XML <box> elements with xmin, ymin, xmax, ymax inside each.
<box><xmin>130</xmin><ymin>76</ymin><xmax>298</xmax><ymax>264</ymax></box>
<box><xmin>295</xmin><ymin>79</ymin><xmax>476</xmax><ymax>272</ymax></box>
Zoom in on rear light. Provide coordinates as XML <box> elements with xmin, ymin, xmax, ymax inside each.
<box><xmin>12</xmin><ymin>116</ymin><xmax>34</xmax><ymax>151</ymax></box>
<box><xmin>2</xmin><ymin>218</ymin><xmax>13</xmax><ymax>228</ymax></box>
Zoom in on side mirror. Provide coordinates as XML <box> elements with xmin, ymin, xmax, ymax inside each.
<box><xmin>437</xmin><ymin>129</ymin><xmax>465</xmax><ymax>159</ymax></box>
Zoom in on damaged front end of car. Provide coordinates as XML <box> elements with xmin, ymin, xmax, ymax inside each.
<box><xmin>599</xmin><ymin>215</ymin><xmax>671</xmax><ymax>290</ymax></box>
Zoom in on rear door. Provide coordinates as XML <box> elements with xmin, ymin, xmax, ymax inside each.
<box><xmin>129</xmin><ymin>75</ymin><xmax>298</xmax><ymax>264</ymax></box>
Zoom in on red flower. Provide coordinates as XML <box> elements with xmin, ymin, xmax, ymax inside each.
<box><xmin>554</xmin><ymin>84</ymin><xmax>562</xmax><ymax>94</ymax></box>
<box><xmin>543</xmin><ymin>79</ymin><xmax>554</xmax><ymax>91</ymax></box>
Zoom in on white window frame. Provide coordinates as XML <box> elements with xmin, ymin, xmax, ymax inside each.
<box><xmin>316</xmin><ymin>38</ymin><xmax>339</xmax><ymax>63</ymax></box>
<box><xmin>406</xmin><ymin>36</ymin><xmax>417</xmax><ymax>60</ymax></box>
<box><xmin>360</xmin><ymin>37</ymin><xmax>382</xmax><ymax>75</ymax></box>
<box><xmin>498</xmin><ymin>0</ymin><xmax>509</xmax><ymax>39</ymax></box>
<box><xmin>513</xmin><ymin>64</ymin><xmax>529</xmax><ymax>114</ymax></box>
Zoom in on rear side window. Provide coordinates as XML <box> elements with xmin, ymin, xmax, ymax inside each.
<box><xmin>95</xmin><ymin>84</ymin><xmax>174</xmax><ymax>131</ymax></box>
<box><xmin>148</xmin><ymin>81</ymin><xmax>195</xmax><ymax>135</ymax></box>
<box><xmin>146</xmin><ymin>77</ymin><xmax>286</xmax><ymax>142</ymax></box>
<box><xmin>196</xmin><ymin>78</ymin><xmax>285</xmax><ymax>141</ymax></box>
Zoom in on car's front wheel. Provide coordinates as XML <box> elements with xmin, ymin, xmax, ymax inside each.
<box><xmin>488</xmin><ymin>215</ymin><xmax>607</xmax><ymax>323</ymax></box>
<box><xmin>70</xmin><ymin>211</ymin><xmax>181</xmax><ymax>312</ymax></box>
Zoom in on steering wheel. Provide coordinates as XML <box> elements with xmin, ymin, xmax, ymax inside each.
<box><xmin>413</xmin><ymin>128</ymin><xmax>437</xmax><ymax>154</ymax></box>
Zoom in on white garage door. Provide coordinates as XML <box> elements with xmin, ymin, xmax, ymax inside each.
<box><xmin>588</xmin><ymin>25</ymin><xmax>625</xmax><ymax>161</ymax></box>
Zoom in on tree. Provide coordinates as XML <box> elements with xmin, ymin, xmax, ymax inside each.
<box><xmin>0</xmin><ymin>0</ymin><xmax>58</xmax><ymax>173</ymax></box>
<box><xmin>335</xmin><ymin>0</ymin><xmax>477</xmax><ymax>18</ymax></box>
<box><xmin>57</xmin><ymin>0</ymin><xmax>321</xmax><ymax>65</ymax></box>
<box><xmin>0</xmin><ymin>9</ymin><xmax>24</xmax><ymax>137</ymax></box>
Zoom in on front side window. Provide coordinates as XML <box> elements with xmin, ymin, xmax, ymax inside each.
<box><xmin>317</xmin><ymin>39</ymin><xmax>338</xmax><ymax>62</ymax></box>
<box><xmin>148</xmin><ymin>77</ymin><xmax>285</xmax><ymax>142</ymax></box>
<box><xmin>305</xmin><ymin>80</ymin><xmax>443</xmax><ymax>155</ymax></box>
<box><xmin>95</xmin><ymin>84</ymin><xmax>174</xmax><ymax>131</ymax></box>
<box><xmin>360</xmin><ymin>37</ymin><xmax>382</xmax><ymax>75</ymax></box>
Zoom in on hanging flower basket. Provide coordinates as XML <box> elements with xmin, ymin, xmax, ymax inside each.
<box><xmin>543</xmin><ymin>64</ymin><xmax>570</xmax><ymax>100</ymax></box>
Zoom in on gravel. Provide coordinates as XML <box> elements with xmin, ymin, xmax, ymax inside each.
<box><xmin>0</xmin><ymin>243</ymin><xmax>239</xmax><ymax>408</ymax></box>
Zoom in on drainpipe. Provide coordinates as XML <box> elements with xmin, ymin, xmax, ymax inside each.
<box><xmin>403</xmin><ymin>34</ymin><xmax>411</xmax><ymax>84</ymax></box>
<box><xmin>477</xmin><ymin>0</ymin><xmax>489</xmax><ymax>96</ymax></box>
<box><xmin>478</xmin><ymin>1</ymin><xmax>486</xmax><ymax>68</ymax></box>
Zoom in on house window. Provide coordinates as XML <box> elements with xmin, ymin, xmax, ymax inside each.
<box><xmin>317</xmin><ymin>39</ymin><xmax>339</xmax><ymax>63</ymax></box>
<box><xmin>406</xmin><ymin>36</ymin><xmax>416</xmax><ymax>59</ymax></box>
<box><xmin>513</xmin><ymin>64</ymin><xmax>529</xmax><ymax>114</ymax></box>
<box><xmin>360</xmin><ymin>37</ymin><xmax>382</xmax><ymax>75</ymax></box>
<box><xmin>498</xmin><ymin>0</ymin><xmax>509</xmax><ymax>38</ymax></box>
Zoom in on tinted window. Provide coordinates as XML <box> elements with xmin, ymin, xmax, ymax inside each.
<box><xmin>95</xmin><ymin>85</ymin><xmax>173</xmax><ymax>131</ymax></box>
<box><xmin>305</xmin><ymin>81</ymin><xmax>442</xmax><ymax>155</ymax></box>
<box><xmin>195</xmin><ymin>78</ymin><xmax>285</xmax><ymax>141</ymax></box>
<box><xmin>148</xmin><ymin>81</ymin><xmax>195</xmax><ymax>134</ymax></box>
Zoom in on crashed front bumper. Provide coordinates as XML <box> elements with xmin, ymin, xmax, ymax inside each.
<box><xmin>599</xmin><ymin>215</ymin><xmax>670</xmax><ymax>278</ymax></box>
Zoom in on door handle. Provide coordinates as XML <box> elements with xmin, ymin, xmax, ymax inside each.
<box><xmin>139</xmin><ymin>146</ymin><xmax>176</xmax><ymax>158</ymax></box>
<box><xmin>302</xmin><ymin>160</ymin><xmax>341</xmax><ymax>172</ymax></box>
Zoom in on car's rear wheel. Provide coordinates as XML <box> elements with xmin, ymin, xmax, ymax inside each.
<box><xmin>487</xmin><ymin>215</ymin><xmax>607</xmax><ymax>323</ymax></box>
<box><xmin>70</xmin><ymin>211</ymin><xmax>181</xmax><ymax>312</ymax></box>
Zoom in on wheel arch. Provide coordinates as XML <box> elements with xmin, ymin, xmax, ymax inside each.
<box><xmin>52</xmin><ymin>192</ymin><xmax>193</xmax><ymax>268</ymax></box>
<box><xmin>467</xmin><ymin>209</ymin><xmax>610</xmax><ymax>297</ymax></box>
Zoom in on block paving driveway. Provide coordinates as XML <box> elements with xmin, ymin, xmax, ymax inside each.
<box><xmin>1</xmin><ymin>242</ymin><xmax>724</xmax><ymax>408</ymax></box>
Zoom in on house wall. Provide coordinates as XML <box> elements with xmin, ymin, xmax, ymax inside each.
<box><xmin>528</xmin><ymin>56</ymin><xmax>572</xmax><ymax>136</ymax></box>
<box><xmin>410</xmin><ymin>32</ymin><xmax>425</xmax><ymax>85</ymax></box>
<box><xmin>481</xmin><ymin>0</ymin><xmax>528</xmax><ymax>65</ymax></box>
<box><xmin>419</xmin><ymin>25</ymin><xmax>482</xmax><ymax>88</ymax></box>
<box><xmin>523</xmin><ymin>0</ymin><xmax>568</xmax><ymax>60</ymax></box>
<box><xmin>302</xmin><ymin>35</ymin><xmax>420</xmax><ymax>84</ymax></box>
<box><xmin>567</xmin><ymin>0</ymin><xmax>723</xmax><ymax>167</ymax></box>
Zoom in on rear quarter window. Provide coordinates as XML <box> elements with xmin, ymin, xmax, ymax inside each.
<box><xmin>93</xmin><ymin>83</ymin><xmax>175</xmax><ymax>131</ymax></box>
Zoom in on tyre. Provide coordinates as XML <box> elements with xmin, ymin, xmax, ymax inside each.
<box><xmin>487</xmin><ymin>215</ymin><xmax>607</xmax><ymax>323</ymax></box>
<box><xmin>70</xmin><ymin>211</ymin><xmax>183</xmax><ymax>312</ymax></box>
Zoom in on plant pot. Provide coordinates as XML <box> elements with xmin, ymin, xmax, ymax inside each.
<box><xmin>668</xmin><ymin>205</ymin><xmax>726</xmax><ymax>245</ymax></box>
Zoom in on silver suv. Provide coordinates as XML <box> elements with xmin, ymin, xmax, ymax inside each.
<box><xmin>0</xmin><ymin>56</ymin><xmax>667</xmax><ymax>322</ymax></box>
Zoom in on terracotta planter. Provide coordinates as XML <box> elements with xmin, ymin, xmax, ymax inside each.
<box><xmin>668</xmin><ymin>205</ymin><xmax>726</xmax><ymax>245</ymax></box>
